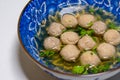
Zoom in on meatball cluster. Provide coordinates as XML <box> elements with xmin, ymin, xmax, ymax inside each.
<box><xmin>43</xmin><ymin>13</ymin><xmax>120</xmax><ymax>67</ymax></box>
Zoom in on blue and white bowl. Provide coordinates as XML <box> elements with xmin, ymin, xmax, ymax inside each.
<box><xmin>18</xmin><ymin>0</ymin><xmax>120</xmax><ymax>80</ymax></box>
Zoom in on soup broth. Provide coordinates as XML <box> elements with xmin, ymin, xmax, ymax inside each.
<box><xmin>36</xmin><ymin>6</ymin><xmax>120</xmax><ymax>74</ymax></box>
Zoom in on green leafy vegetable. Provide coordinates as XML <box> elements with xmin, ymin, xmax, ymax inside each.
<box><xmin>80</xmin><ymin>29</ymin><xmax>87</xmax><ymax>36</ymax></box>
<box><xmin>92</xmin><ymin>37</ymin><xmax>99</xmax><ymax>43</ymax></box>
<box><xmin>76</xmin><ymin>26</ymin><xmax>83</xmax><ymax>32</ymax></box>
<box><xmin>89</xmin><ymin>67</ymin><xmax>99</xmax><ymax>74</ymax></box>
<box><xmin>73</xmin><ymin>62</ymin><xmax>111</xmax><ymax>74</ymax></box>
<box><xmin>72</xmin><ymin>66</ymin><xmax>85</xmax><ymax>74</ymax></box>
<box><xmin>92</xmin><ymin>49</ymin><xmax>97</xmax><ymax>54</ymax></box>
<box><xmin>108</xmin><ymin>22</ymin><xmax>118</xmax><ymax>29</ymax></box>
<box><xmin>39</xmin><ymin>50</ymin><xmax>55</xmax><ymax>57</ymax></box>
<box><xmin>80</xmin><ymin>29</ymin><xmax>94</xmax><ymax>36</ymax></box>
<box><xmin>62</xmin><ymin>28</ymin><xmax>78</xmax><ymax>32</ymax></box>
<box><xmin>87</xmin><ymin>21</ymin><xmax>93</xmax><ymax>27</ymax></box>
<box><xmin>63</xmin><ymin>26</ymin><xmax>94</xmax><ymax>37</ymax></box>
<box><xmin>115</xmin><ymin>57</ymin><xmax>120</xmax><ymax>63</ymax></box>
<box><xmin>91</xmin><ymin>44</ymin><xmax>98</xmax><ymax>54</ymax></box>
<box><xmin>39</xmin><ymin>51</ymin><xmax>45</xmax><ymax>57</ymax></box>
<box><xmin>88</xmin><ymin>63</ymin><xmax>110</xmax><ymax>74</ymax></box>
<box><xmin>89</xmin><ymin>7</ymin><xmax>95</xmax><ymax>14</ymax></box>
<box><xmin>108</xmin><ymin>22</ymin><xmax>120</xmax><ymax>31</ymax></box>
<box><xmin>82</xmin><ymin>69</ymin><xmax>88</xmax><ymax>75</ymax></box>
<box><xmin>97</xmin><ymin>63</ymin><xmax>110</xmax><ymax>72</ymax></box>
<box><xmin>86</xmin><ymin>29</ymin><xmax>94</xmax><ymax>36</ymax></box>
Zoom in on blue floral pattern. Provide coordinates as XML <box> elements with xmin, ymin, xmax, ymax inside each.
<box><xmin>19</xmin><ymin>0</ymin><xmax>120</xmax><ymax>71</ymax></box>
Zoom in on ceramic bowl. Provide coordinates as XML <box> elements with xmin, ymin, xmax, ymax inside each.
<box><xmin>18</xmin><ymin>0</ymin><xmax>120</xmax><ymax>80</ymax></box>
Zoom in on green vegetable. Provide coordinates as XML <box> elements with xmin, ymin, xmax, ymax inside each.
<box><xmin>108</xmin><ymin>22</ymin><xmax>120</xmax><ymax>31</ymax></box>
<box><xmin>39</xmin><ymin>51</ymin><xmax>45</xmax><ymax>57</ymax></box>
<box><xmin>92</xmin><ymin>44</ymin><xmax>98</xmax><ymax>54</ymax></box>
<box><xmin>72</xmin><ymin>66</ymin><xmax>85</xmax><ymax>74</ymax></box>
<box><xmin>80</xmin><ymin>29</ymin><xmax>87</xmax><ymax>36</ymax></box>
<box><xmin>108</xmin><ymin>22</ymin><xmax>118</xmax><ymax>29</ymax></box>
<box><xmin>76</xmin><ymin>26</ymin><xmax>83</xmax><ymax>32</ymax></box>
<box><xmin>115</xmin><ymin>58</ymin><xmax>120</xmax><ymax>63</ymax></box>
<box><xmin>98</xmin><ymin>63</ymin><xmax>110</xmax><ymax>72</ymax></box>
<box><xmin>77</xmin><ymin>26</ymin><xmax>94</xmax><ymax>36</ymax></box>
<box><xmin>89</xmin><ymin>7</ymin><xmax>95</xmax><ymax>14</ymax></box>
<box><xmin>92</xmin><ymin>48</ymin><xmax>97</xmax><ymax>54</ymax></box>
<box><xmin>86</xmin><ymin>29</ymin><xmax>94</xmax><ymax>36</ymax></box>
<box><xmin>83</xmin><ymin>69</ymin><xmax>88</xmax><ymax>75</ymax></box>
<box><xmin>87</xmin><ymin>21</ymin><xmax>93</xmax><ymax>27</ymax></box>
<box><xmin>39</xmin><ymin>50</ymin><xmax>55</xmax><ymax>57</ymax></box>
<box><xmin>89</xmin><ymin>67</ymin><xmax>99</xmax><ymax>74</ymax></box>
<box><xmin>63</xmin><ymin>26</ymin><xmax>94</xmax><ymax>37</ymax></box>
<box><xmin>92</xmin><ymin>37</ymin><xmax>99</xmax><ymax>43</ymax></box>
<box><xmin>62</xmin><ymin>28</ymin><xmax>78</xmax><ymax>32</ymax></box>
<box><xmin>88</xmin><ymin>62</ymin><xmax>111</xmax><ymax>74</ymax></box>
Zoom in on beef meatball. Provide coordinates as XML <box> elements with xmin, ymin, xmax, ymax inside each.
<box><xmin>78</xmin><ymin>14</ymin><xmax>96</xmax><ymax>28</ymax></box>
<box><xmin>61</xmin><ymin>14</ymin><xmax>78</xmax><ymax>28</ymax></box>
<box><xmin>60</xmin><ymin>45</ymin><xmax>80</xmax><ymax>62</ymax></box>
<box><xmin>77</xmin><ymin>35</ymin><xmax>96</xmax><ymax>50</ymax></box>
<box><xmin>60</xmin><ymin>31</ymin><xmax>80</xmax><ymax>44</ymax></box>
<box><xmin>43</xmin><ymin>37</ymin><xmax>61</xmax><ymax>51</ymax></box>
<box><xmin>104</xmin><ymin>29</ymin><xmax>120</xmax><ymax>45</ymax></box>
<box><xmin>97</xmin><ymin>43</ymin><xmax>116</xmax><ymax>60</ymax></box>
<box><xmin>91</xmin><ymin>21</ymin><xmax>107</xmax><ymax>35</ymax></box>
<box><xmin>48</xmin><ymin>22</ymin><xmax>66</xmax><ymax>36</ymax></box>
<box><xmin>80</xmin><ymin>51</ymin><xmax>101</xmax><ymax>66</ymax></box>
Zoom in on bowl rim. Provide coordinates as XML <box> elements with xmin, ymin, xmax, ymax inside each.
<box><xmin>18</xmin><ymin>0</ymin><xmax>120</xmax><ymax>77</ymax></box>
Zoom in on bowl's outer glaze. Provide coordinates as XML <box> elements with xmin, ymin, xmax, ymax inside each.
<box><xmin>18</xmin><ymin>0</ymin><xmax>120</xmax><ymax>80</ymax></box>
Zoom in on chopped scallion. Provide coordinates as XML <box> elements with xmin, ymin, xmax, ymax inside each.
<box><xmin>40</xmin><ymin>50</ymin><xmax>55</xmax><ymax>57</ymax></box>
<box><xmin>72</xmin><ymin>66</ymin><xmax>85</xmax><ymax>74</ymax></box>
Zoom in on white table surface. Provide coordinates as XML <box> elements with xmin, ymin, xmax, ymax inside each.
<box><xmin>0</xmin><ymin>0</ymin><xmax>119</xmax><ymax>80</ymax></box>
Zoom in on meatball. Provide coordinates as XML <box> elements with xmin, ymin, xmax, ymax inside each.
<box><xmin>78</xmin><ymin>14</ymin><xmax>96</xmax><ymax>28</ymax></box>
<box><xmin>97</xmin><ymin>43</ymin><xmax>116</xmax><ymax>60</ymax></box>
<box><xmin>48</xmin><ymin>22</ymin><xmax>66</xmax><ymax>36</ymax></box>
<box><xmin>43</xmin><ymin>37</ymin><xmax>61</xmax><ymax>51</ymax></box>
<box><xmin>60</xmin><ymin>31</ymin><xmax>80</xmax><ymax>44</ymax></box>
<box><xmin>80</xmin><ymin>51</ymin><xmax>101</xmax><ymax>66</ymax></box>
<box><xmin>60</xmin><ymin>45</ymin><xmax>80</xmax><ymax>62</ymax></box>
<box><xmin>77</xmin><ymin>35</ymin><xmax>96</xmax><ymax>50</ymax></box>
<box><xmin>91</xmin><ymin>21</ymin><xmax>107</xmax><ymax>35</ymax></box>
<box><xmin>104</xmin><ymin>29</ymin><xmax>120</xmax><ymax>45</ymax></box>
<box><xmin>61</xmin><ymin>14</ymin><xmax>78</xmax><ymax>28</ymax></box>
